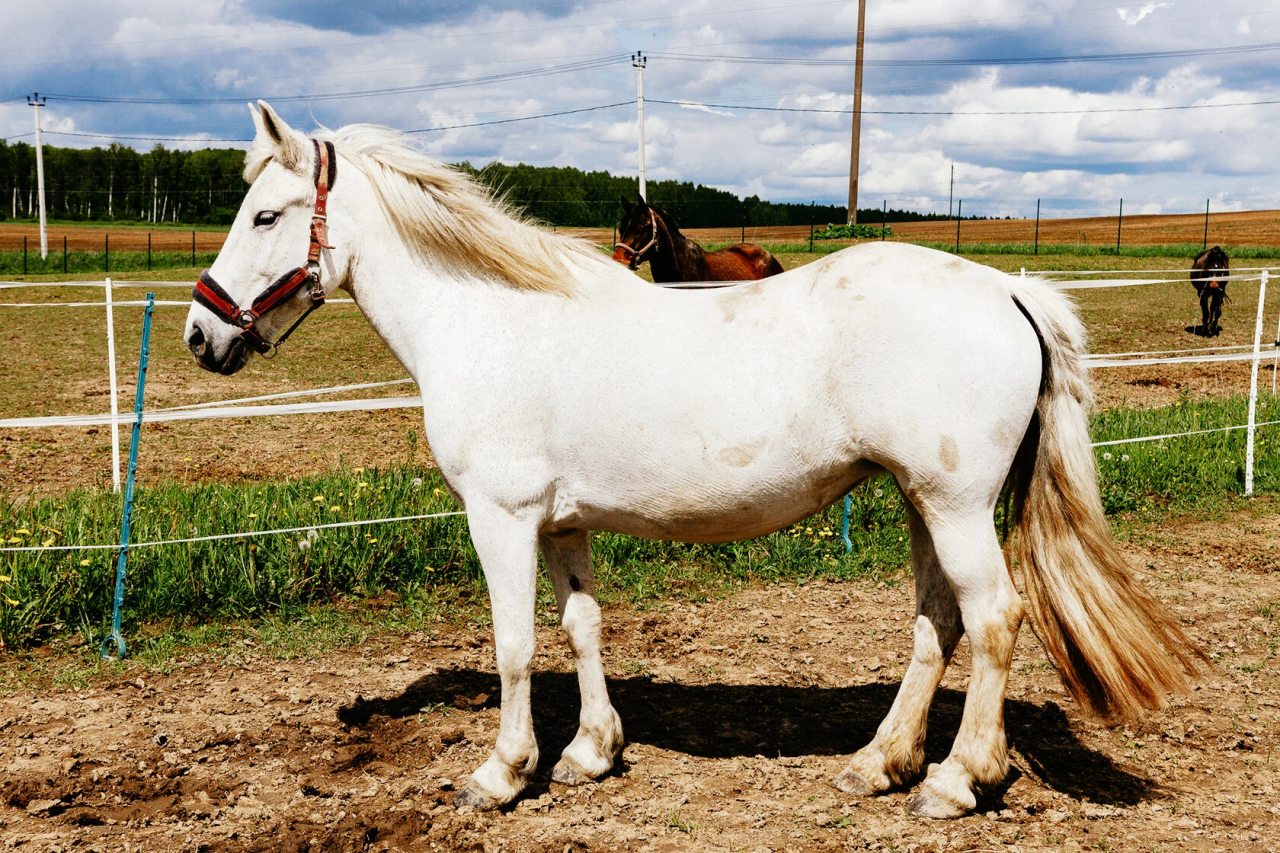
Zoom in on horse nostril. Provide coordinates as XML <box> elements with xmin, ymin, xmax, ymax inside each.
<box><xmin>187</xmin><ymin>325</ymin><xmax>207</xmax><ymax>356</ymax></box>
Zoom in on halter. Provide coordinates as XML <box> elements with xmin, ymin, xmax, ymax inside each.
<box><xmin>614</xmin><ymin>205</ymin><xmax>659</xmax><ymax>271</ymax></box>
<box><xmin>193</xmin><ymin>139</ymin><xmax>336</xmax><ymax>356</ymax></box>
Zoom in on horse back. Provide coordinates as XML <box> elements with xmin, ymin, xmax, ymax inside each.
<box><xmin>706</xmin><ymin>243</ymin><xmax>784</xmax><ymax>280</ymax></box>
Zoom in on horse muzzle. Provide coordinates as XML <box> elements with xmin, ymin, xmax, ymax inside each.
<box><xmin>187</xmin><ymin>321</ymin><xmax>251</xmax><ymax>375</ymax></box>
<box><xmin>611</xmin><ymin>244</ymin><xmax>640</xmax><ymax>269</ymax></box>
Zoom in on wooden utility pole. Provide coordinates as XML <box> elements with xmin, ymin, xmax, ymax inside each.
<box><xmin>846</xmin><ymin>0</ymin><xmax>866</xmax><ymax>224</ymax></box>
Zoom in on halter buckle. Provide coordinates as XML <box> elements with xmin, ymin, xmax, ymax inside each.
<box><xmin>237</xmin><ymin>309</ymin><xmax>256</xmax><ymax>329</ymax></box>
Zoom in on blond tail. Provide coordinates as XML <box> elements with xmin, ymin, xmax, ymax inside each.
<box><xmin>1007</xmin><ymin>279</ymin><xmax>1207</xmax><ymax>722</ymax></box>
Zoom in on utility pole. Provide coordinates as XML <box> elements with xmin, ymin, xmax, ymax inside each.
<box><xmin>26</xmin><ymin>93</ymin><xmax>48</xmax><ymax>260</ymax></box>
<box><xmin>846</xmin><ymin>0</ymin><xmax>866</xmax><ymax>224</ymax></box>
<box><xmin>633</xmin><ymin>51</ymin><xmax>648</xmax><ymax>201</ymax></box>
<box><xmin>948</xmin><ymin>163</ymin><xmax>954</xmax><ymax>219</ymax></box>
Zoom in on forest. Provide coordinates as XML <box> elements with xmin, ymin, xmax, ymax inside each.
<box><xmin>0</xmin><ymin>139</ymin><xmax>942</xmax><ymax>228</ymax></box>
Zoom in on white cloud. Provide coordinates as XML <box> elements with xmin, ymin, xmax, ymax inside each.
<box><xmin>1116</xmin><ymin>4</ymin><xmax>1170</xmax><ymax>27</ymax></box>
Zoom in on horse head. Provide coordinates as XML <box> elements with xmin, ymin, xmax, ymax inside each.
<box><xmin>612</xmin><ymin>195</ymin><xmax>660</xmax><ymax>271</ymax></box>
<box><xmin>185</xmin><ymin>101</ymin><xmax>354</xmax><ymax>375</ymax></box>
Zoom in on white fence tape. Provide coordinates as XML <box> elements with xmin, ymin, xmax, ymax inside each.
<box><xmin>0</xmin><ymin>510</ymin><xmax>467</xmax><ymax>554</ymax></box>
<box><xmin>0</xmin><ymin>395</ymin><xmax>424</xmax><ymax>429</ymax></box>
<box><xmin>154</xmin><ymin>378</ymin><xmax>416</xmax><ymax>413</ymax></box>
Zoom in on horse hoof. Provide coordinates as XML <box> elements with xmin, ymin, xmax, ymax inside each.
<box><xmin>906</xmin><ymin>789</ymin><xmax>972</xmax><ymax>820</ymax></box>
<box><xmin>833</xmin><ymin>767</ymin><xmax>883</xmax><ymax>796</ymax></box>
<box><xmin>453</xmin><ymin>785</ymin><xmax>502</xmax><ymax>813</ymax></box>
<box><xmin>551</xmin><ymin>757</ymin><xmax>593</xmax><ymax>786</ymax></box>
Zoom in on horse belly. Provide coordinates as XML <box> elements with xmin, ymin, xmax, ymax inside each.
<box><xmin>557</xmin><ymin>442</ymin><xmax>884</xmax><ymax>543</ymax></box>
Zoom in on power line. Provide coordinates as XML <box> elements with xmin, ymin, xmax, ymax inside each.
<box><xmin>649</xmin><ymin>97</ymin><xmax>1280</xmax><ymax>116</ymax></box>
<box><xmin>652</xmin><ymin>40</ymin><xmax>1280</xmax><ymax>67</ymax></box>
<box><xmin>32</xmin><ymin>102</ymin><xmax>634</xmax><ymax>146</ymax></box>
<box><xmin>28</xmin><ymin>55</ymin><xmax>629</xmax><ymax>106</ymax></box>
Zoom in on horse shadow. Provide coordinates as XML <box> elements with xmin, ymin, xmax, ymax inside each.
<box><xmin>1185</xmin><ymin>323</ymin><xmax>1220</xmax><ymax>337</ymax></box>
<box><xmin>338</xmin><ymin>665</ymin><xmax>1155</xmax><ymax>809</ymax></box>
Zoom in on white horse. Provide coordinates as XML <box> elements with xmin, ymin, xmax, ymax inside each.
<box><xmin>185</xmin><ymin>102</ymin><xmax>1203</xmax><ymax>818</ymax></box>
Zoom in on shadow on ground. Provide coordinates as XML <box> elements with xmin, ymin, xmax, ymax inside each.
<box><xmin>338</xmin><ymin>665</ymin><xmax>1154</xmax><ymax>808</ymax></box>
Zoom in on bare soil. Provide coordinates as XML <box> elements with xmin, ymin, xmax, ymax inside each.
<box><xmin>3</xmin><ymin>507</ymin><xmax>1279</xmax><ymax>852</ymax></box>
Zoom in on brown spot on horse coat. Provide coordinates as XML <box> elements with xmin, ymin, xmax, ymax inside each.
<box><xmin>719</xmin><ymin>440</ymin><xmax>765</xmax><ymax>468</ymax></box>
<box><xmin>939</xmin><ymin>436</ymin><xmax>959</xmax><ymax>472</ymax></box>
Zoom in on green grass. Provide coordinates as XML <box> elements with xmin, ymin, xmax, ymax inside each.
<box><xmin>2</xmin><ymin>395</ymin><xmax>1278</xmax><ymax>654</ymax></box>
<box><xmin>0</xmin><ymin>250</ymin><xmax>220</xmax><ymax>276</ymax></box>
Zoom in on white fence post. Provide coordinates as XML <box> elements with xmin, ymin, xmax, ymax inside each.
<box><xmin>1245</xmin><ymin>270</ymin><xmax>1268</xmax><ymax>497</ymax></box>
<box><xmin>105</xmin><ymin>276</ymin><xmax>121</xmax><ymax>493</ymax></box>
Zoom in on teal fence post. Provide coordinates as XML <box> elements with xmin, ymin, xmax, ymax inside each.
<box><xmin>841</xmin><ymin>493</ymin><xmax>853</xmax><ymax>553</ymax></box>
<box><xmin>101</xmin><ymin>292</ymin><xmax>154</xmax><ymax>660</ymax></box>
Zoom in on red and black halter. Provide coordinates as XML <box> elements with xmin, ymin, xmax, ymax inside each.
<box><xmin>193</xmin><ymin>139</ymin><xmax>336</xmax><ymax>356</ymax></box>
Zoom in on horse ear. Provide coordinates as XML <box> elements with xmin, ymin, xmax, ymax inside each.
<box><xmin>252</xmin><ymin>100</ymin><xmax>307</xmax><ymax>173</ymax></box>
<box><xmin>620</xmin><ymin>196</ymin><xmax>633</xmax><ymax>213</ymax></box>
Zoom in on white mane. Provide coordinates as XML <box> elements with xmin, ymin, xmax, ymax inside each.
<box><xmin>246</xmin><ymin>123</ymin><xmax>600</xmax><ymax>296</ymax></box>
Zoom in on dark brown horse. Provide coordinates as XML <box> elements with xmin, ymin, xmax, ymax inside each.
<box><xmin>612</xmin><ymin>196</ymin><xmax>784</xmax><ymax>282</ymax></box>
<box><xmin>1190</xmin><ymin>245</ymin><xmax>1230</xmax><ymax>336</ymax></box>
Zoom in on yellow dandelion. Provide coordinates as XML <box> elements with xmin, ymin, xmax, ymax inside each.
<box><xmin>0</xmin><ymin>575</ymin><xmax>9</xmax><ymax>582</ymax></box>
<box><xmin>4</xmin><ymin>537</ymin><xmax>20</xmax><ymax>544</ymax></box>
<box><xmin>41</xmin><ymin>538</ymin><xmax>55</xmax><ymax>547</ymax></box>
<box><xmin>366</xmin><ymin>537</ymin><xmax>379</xmax><ymax>544</ymax></box>
<box><xmin>248</xmin><ymin>514</ymin><xmax>259</xmax><ymax>520</ymax></box>
<box><xmin>312</xmin><ymin>495</ymin><xmax>325</xmax><ymax>503</ymax></box>
<box><xmin>5</xmin><ymin>597</ymin><xmax>18</xmax><ymax>606</ymax></box>
<box><xmin>15</xmin><ymin>528</ymin><xmax>30</xmax><ymax>535</ymax></box>
<box><xmin>79</xmin><ymin>559</ymin><xmax>92</xmax><ymax>566</ymax></box>
<box><xmin>329</xmin><ymin>505</ymin><xmax>342</xmax><ymax>513</ymax></box>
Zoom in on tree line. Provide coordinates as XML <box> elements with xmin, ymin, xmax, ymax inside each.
<box><xmin>0</xmin><ymin>139</ymin><xmax>949</xmax><ymax>228</ymax></box>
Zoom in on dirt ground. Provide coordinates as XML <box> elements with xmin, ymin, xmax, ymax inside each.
<box><xmin>2</xmin><ymin>505</ymin><xmax>1278</xmax><ymax>852</ymax></box>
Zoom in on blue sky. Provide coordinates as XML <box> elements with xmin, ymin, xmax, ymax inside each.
<box><xmin>2</xmin><ymin>1</ymin><xmax>1278</xmax><ymax>217</ymax></box>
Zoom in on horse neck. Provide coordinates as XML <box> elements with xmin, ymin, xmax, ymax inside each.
<box><xmin>343</xmin><ymin>221</ymin><xmax>616</xmax><ymax>384</ymax></box>
<box><xmin>648</xmin><ymin>213</ymin><xmax>705</xmax><ymax>282</ymax></box>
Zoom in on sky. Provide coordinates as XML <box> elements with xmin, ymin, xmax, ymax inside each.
<box><xmin>1</xmin><ymin>0</ymin><xmax>1278</xmax><ymax>217</ymax></box>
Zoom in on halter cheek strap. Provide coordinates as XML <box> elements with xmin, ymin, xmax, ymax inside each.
<box><xmin>193</xmin><ymin>139</ymin><xmax>335</xmax><ymax>356</ymax></box>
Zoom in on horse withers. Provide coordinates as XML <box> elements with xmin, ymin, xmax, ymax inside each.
<box><xmin>613</xmin><ymin>195</ymin><xmax>784</xmax><ymax>282</ymax></box>
<box><xmin>1190</xmin><ymin>246</ymin><xmax>1230</xmax><ymax>336</ymax></box>
<box><xmin>185</xmin><ymin>102</ymin><xmax>1205</xmax><ymax>820</ymax></box>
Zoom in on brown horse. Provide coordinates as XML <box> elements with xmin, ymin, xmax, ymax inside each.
<box><xmin>1190</xmin><ymin>245</ymin><xmax>1230</xmax><ymax>336</ymax></box>
<box><xmin>612</xmin><ymin>196</ymin><xmax>784</xmax><ymax>282</ymax></box>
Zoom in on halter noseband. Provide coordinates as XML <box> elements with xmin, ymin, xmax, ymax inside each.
<box><xmin>615</xmin><ymin>205</ymin><xmax>659</xmax><ymax>271</ymax></box>
<box><xmin>193</xmin><ymin>139</ymin><xmax>336</xmax><ymax>357</ymax></box>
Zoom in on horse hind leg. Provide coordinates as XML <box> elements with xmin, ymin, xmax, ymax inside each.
<box><xmin>835</xmin><ymin>494</ymin><xmax>962</xmax><ymax>795</ymax></box>
<box><xmin>905</xmin><ymin>505</ymin><xmax>1024</xmax><ymax>819</ymax></box>
<box><xmin>539</xmin><ymin>529</ymin><xmax>624</xmax><ymax>785</ymax></box>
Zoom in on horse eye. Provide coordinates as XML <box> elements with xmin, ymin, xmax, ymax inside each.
<box><xmin>253</xmin><ymin>211</ymin><xmax>280</xmax><ymax>228</ymax></box>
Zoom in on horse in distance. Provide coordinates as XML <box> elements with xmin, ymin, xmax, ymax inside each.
<box><xmin>612</xmin><ymin>195</ymin><xmax>784</xmax><ymax>282</ymax></box>
<box><xmin>1190</xmin><ymin>245</ymin><xmax>1230</xmax><ymax>336</ymax></box>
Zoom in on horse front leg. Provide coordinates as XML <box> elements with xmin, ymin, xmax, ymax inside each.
<box><xmin>539</xmin><ymin>529</ymin><xmax>624</xmax><ymax>785</ymax></box>
<box><xmin>835</xmin><ymin>496</ymin><xmax>962</xmax><ymax>795</ymax></box>
<box><xmin>1210</xmin><ymin>292</ymin><xmax>1224</xmax><ymax>335</ymax></box>
<box><xmin>455</xmin><ymin>503</ymin><xmax>541</xmax><ymax>811</ymax></box>
<box><xmin>1200</xmin><ymin>289</ymin><xmax>1212</xmax><ymax>334</ymax></box>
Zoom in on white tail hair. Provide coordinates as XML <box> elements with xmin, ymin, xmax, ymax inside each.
<box><xmin>1007</xmin><ymin>277</ymin><xmax>1207</xmax><ymax>721</ymax></box>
